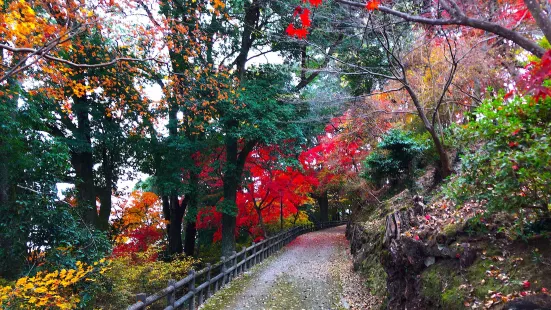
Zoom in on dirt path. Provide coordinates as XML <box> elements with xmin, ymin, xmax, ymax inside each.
<box><xmin>200</xmin><ymin>225</ymin><xmax>378</xmax><ymax>310</ymax></box>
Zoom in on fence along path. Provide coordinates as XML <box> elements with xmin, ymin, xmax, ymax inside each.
<box><xmin>127</xmin><ymin>221</ymin><xmax>346</xmax><ymax>310</ymax></box>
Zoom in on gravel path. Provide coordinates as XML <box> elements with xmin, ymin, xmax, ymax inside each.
<box><xmin>201</xmin><ymin>225</ymin><xmax>379</xmax><ymax>310</ymax></box>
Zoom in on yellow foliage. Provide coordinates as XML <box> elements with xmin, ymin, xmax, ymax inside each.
<box><xmin>0</xmin><ymin>261</ymin><xmax>106</xmax><ymax>309</ymax></box>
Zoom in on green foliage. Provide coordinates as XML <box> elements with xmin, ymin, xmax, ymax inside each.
<box><xmin>217</xmin><ymin>199</ymin><xmax>238</xmax><ymax>216</ymax></box>
<box><xmin>445</xmin><ymin>91</ymin><xmax>551</xmax><ymax>214</ymax></box>
<box><xmin>362</xmin><ymin>129</ymin><xmax>427</xmax><ymax>187</ymax></box>
<box><xmin>0</xmin><ymin>89</ymin><xmax>110</xmax><ymax>279</ymax></box>
<box><xmin>227</xmin><ymin>65</ymin><xmax>303</xmax><ymax>145</ymax></box>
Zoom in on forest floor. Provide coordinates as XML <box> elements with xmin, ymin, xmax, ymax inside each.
<box><xmin>199</xmin><ymin>225</ymin><xmax>378</xmax><ymax>310</ymax></box>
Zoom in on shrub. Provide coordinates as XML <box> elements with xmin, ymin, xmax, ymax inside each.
<box><xmin>446</xmin><ymin>91</ymin><xmax>551</xmax><ymax>214</ymax></box>
<box><xmin>362</xmin><ymin>129</ymin><xmax>426</xmax><ymax>187</ymax></box>
<box><xmin>93</xmin><ymin>251</ymin><xmax>199</xmax><ymax>309</ymax></box>
<box><xmin>0</xmin><ymin>260</ymin><xmax>106</xmax><ymax>309</ymax></box>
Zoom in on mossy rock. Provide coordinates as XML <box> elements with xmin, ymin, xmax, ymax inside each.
<box><xmin>443</xmin><ymin>223</ymin><xmax>462</xmax><ymax>238</ymax></box>
<box><xmin>360</xmin><ymin>254</ymin><xmax>387</xmax><ymax>297</ymax></box>
<box><xmin>420</xmin><ymin>260</ymin><xmax>467</xmax><ymax>309</ymax></box>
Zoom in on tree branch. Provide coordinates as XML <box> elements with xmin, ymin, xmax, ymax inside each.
<box><xmin>335</xmin><ymin>0</ymin><xmax>546</xmax><ymax>57</ymax></box>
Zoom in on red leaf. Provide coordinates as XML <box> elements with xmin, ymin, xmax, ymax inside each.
<box><xmin>519</xmin><ymin>50</ymin><xmax>551</xmax><ymax>100</ymax></box>
<box><xmin>366</xmin><ymin>0</ymin><xmax>380</xmax><ymax>11</ymax></box>
<box><xmin>300</xmin><ymin>8</ymin><xmax>311</xmax><ymax>28</ymax></box>
<box><xmin>308</xmin><ymin>0</ymin><xmax>322</xmax><ymax>7</ymax></box>
<box><xmin>286</xmin><ymin>24</ymin><xmax>296</xmax><ymax>36</ymax></box>
<box><xmin>523</xmin><ymin>280</ymin><xmax>531</xmax><ymax>289</ymax></box>
<box><xmin>293</xmin><ymin>6</ymin><xmax>302</xmax><ymax>16</ymax></box>
<box><xmin>294</xmin><ymin>27</ymin><xmax>308</xmax><ymax>39</ymax></box>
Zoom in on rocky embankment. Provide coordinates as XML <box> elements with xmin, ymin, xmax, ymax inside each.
<box><xmin>347</xmin><ymin>191</ymin><xmax>551</xmax><ymax>309</ymax></box>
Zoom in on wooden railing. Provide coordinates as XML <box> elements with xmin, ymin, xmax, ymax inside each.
<box><xmin>127</xmin><ymin>221</ymin><xmax>346</xmax><ymax>310</ymax></box>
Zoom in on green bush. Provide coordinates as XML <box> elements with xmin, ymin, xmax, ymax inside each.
<box><xmin>362</xmin><ymin>129</ymin><xmax>427</xmax><ymax>187</ymax></box>
<box><xmin>446</xmin><ymin>91</ymin><xmax>551</xmax><ymax>214</ymax></box>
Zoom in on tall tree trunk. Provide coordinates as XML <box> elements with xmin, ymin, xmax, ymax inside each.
<box><xmin>316</xmin><ymin>190</ymin><xmax>329</xmax><ymax>222</ymax></box>
<box><xmin>183</xmin><ymin>221</ymin><xmax>197</xmax><ymax>256</ymax></box>
<box><xmin>72</xmin><ymin>96</ymin><xmax>98</xmax><ymax>227</ymax></box>
<box><xmin>162</xmin><ymin>195</ymin><xmax>171</xmax><ymax>251</ymax></box>
<box><xmin>169</xmin><ymin>194</ymin><xmax>187</xmax><ymax>255</ymax></box>
<box><xmin>220</xmin><ymin>0</ymin><xmax>261</xmax><ymax>257</ymax></box>
<box><xmin>97</xmin><ymin>189</ymin><xmax>111</xmax><ymax>231</ymax></box>
<box><xmin>256</xmin><ymin>208</ymin><xmax>268</xmax><ymax>238</ymax></box>
<box><xmin>221</xmin><ymin>133</ymin><xmax>239</xmax><ymax>257</ymax></box>
<box><xmin>97</xmin><ymin>146</ymin><xmax>113</xmax><ymax>231</ymax></box>
<box><xmin>221</xmin><ymin>135</ymin><xmax>256</xmax><ymax>257</ymax></box>
<box><xmin>183</xmin><ymin>171</ymin><xmax>199</xmax><ymax>256</ymax></box>
<box><xmin>0</xmin><ymin>73</ymin><xmax>24</xmax><ymax>279</ymax></box>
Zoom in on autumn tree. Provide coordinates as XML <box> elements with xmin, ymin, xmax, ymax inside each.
<box><xmin>0</xmin><ymin>0</ymin><xmax>151</xmax><ymax>83</ymax></box>
<box><xmin>240</xmin><ymin>145</ymin><xmax>317</xmax><ymax>237</ymax></box>
<box><xmin>111</xmin><ymin>191</ymin><xmax>165</xmax><ymax>260</ymax></box>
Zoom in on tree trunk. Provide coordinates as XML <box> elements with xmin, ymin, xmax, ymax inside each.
<box><xmin>162</xmin><ymin>195</ymin><xmax>171</xmax><ymax>251</ymax></box>
<box><xmin>428</xmin><ymin>128</ymin><xmax>452</xmax><ymax>178</ymax></box>
<box><xmin>168</xmin><ymin>194</ymin><xmax>188</xmax><ymax>255</ymax></box>
<box><xmin>404</xmin><ymin>85</ymin><xmax>453</xmax><ymax>179</ymax></box>
<box><xmin>183</xmin><ymin>171</ymin><xmax>199</xmax><ymax>256</ymax></box>
<box><xmin>524</xmin><ymin>0</ymin><xmax>551</xmax><ymax>46</ymax></box>
<box><xmin>220</xmin><ymin>0</ymin><xmax>261</xmax><ymax>257</ymax></box>
<box><xmin>72</xmin><ymin>96</ymin><xmax>98</xmax><ymax>227</ymax></box>
<box><xmin>221</xmin><ymin>213</ymin><xmax>236</xmax><ymax>257</ymax></box>
<box><xmin>221</xmin><ymin>134</ymin><xmax>256</xmax><ymax>257</ymax></box>
<box><xmin>183</xmin><ymin>221</ymin><xmax>197</xmax><ymax>256</ymax></box>
<box><xmin>97</xmin><ymin>188</ymin><xmax>111</xmax><ymax>231</ymax></box>
<box><xmin>316</xmin><ymin>190</ymin><xmax>329</xmax><ymax>222</ymax></box>
<box><xmin>256</xmin><ymin>208</ymin><xmax>268</xmax><ymax>238</ymax></box>
<box><xmin>221</xmin><ymin>163</ymin><xmax>238</xmax><ymax>257</ymax></box>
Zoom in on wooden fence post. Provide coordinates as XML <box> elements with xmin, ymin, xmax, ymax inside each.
<box><xmin>249</xmin><ymin>242</ymin><xmax>255</xmax><ymax>269</ymax></box>
<box><xmin>136</xmin><ymin>293</ymin><xmax>146</xmax><ymax>310</ymax></box>
<box><xmin>252</xmin><ymin>243</ymin><xmax>258</xmax><ymax>265</ymax></box>
<box><xmin>221</xmin><ymin>256</ymin><xmax>227</xmax><ymax>285</ymax></box>
<box><xmin>241</xmin><ymin>246</ymin><xmax>246</xmax><ymax>274</ymax></box>
<box><xmin>188</xmin><ymin>270</ymin><xmax>196</xmax><ymax>310</ymax></box>
<box><xmin>206</xmin><ymin>263</ymin><xmax>212</xmax><ymax>299</ymax></box>
<box><xmin>232</xmin><ymin>251</ymin><xmax>237</xmax><ymax>280</ymax></box>
<box><xmin>167</xmin><ymin>279</ymin><xmax>176</xmax><ymax>307</ymax></box>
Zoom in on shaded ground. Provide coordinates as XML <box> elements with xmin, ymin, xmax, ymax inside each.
<box><xmin>200</xmin><ymin>225</ymin><xmax>378</xmax><ymax>310</ymax></box>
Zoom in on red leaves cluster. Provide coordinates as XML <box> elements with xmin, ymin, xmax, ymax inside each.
<box><xmin>302</xmin><ymin>0</ymin><xmax>322</xmax><ymax>7</ymax></box>
<box><xmin>286</xmin><ymin>6</ymin><xmax>311</xmax><ymax>39</ymax></box>
<box><xmin>519</xmin><ymin>50</ymin><xmax>551</xmax><ymax>101</ymax></box>
<box><xmin>112</xmin><ymin>226</ymin><xmax>162</xmax><ymax>262</ymax></box>
<box><xmin>196</xmin><ymin>144</ymin><xmax>318</xmax><ymax>242</ymax></box>
<box><xmin>365</xmin><ymin>0</ymin><xmax>380</xmax><ymax>11</ymax></box>
<box><xmin>286</xmin><ymin>24</ymin><xmax>309</xmax><ymax>39</ymax></box>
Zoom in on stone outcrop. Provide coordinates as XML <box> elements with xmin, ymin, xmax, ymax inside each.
<box><xmin>347</xmin><ymin>193</ymin><xmax>551</xmax><ymax>309</ymax></box>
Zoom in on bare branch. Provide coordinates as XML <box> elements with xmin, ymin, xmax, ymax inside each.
<box><xmin>334</xmin><ymin>0</ymin><xmax>546</xmax><ymax>57</ymax></box>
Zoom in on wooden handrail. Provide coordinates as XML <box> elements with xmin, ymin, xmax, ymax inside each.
<box><xmin>127</xmin><ymin>220</ymin><xmax>347</xmax><ymax>310</ymax></box>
